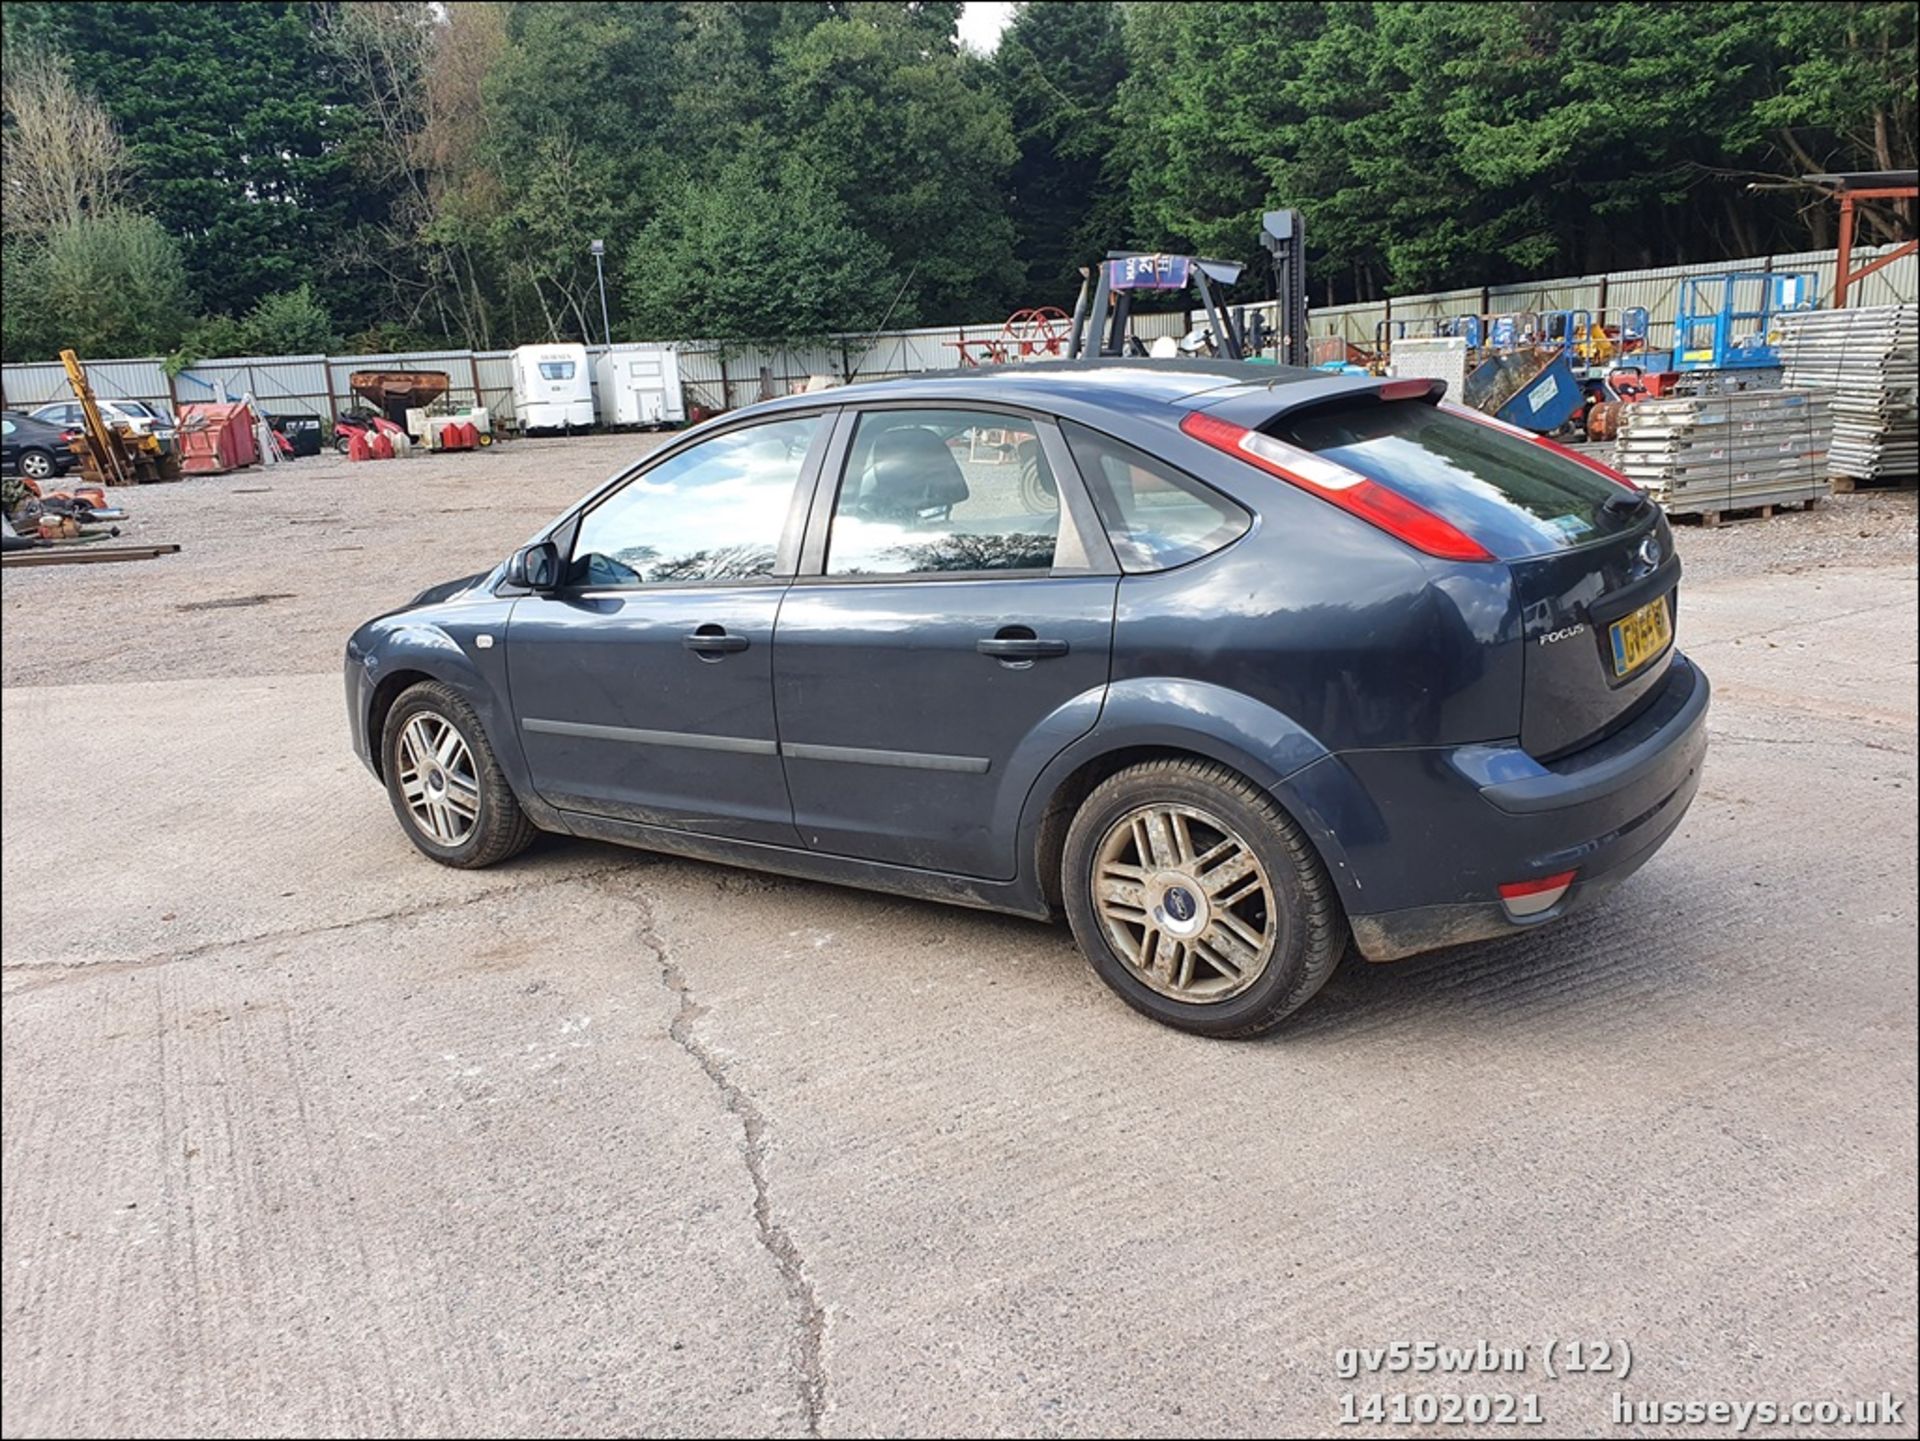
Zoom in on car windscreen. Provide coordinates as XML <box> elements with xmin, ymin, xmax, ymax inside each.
<box><xmin>1270</xmin><ymin>402</ymin><xmax>1628</xmax><ymax>559</ymax></box>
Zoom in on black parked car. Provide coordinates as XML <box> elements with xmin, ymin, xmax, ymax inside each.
<box><xmin>1</xmin><ymin>410</ymin><xmax>80</xmax><ymax>481</ymax></box>
<box><xmin>346</xmin><ymin>362</ymin><xmax>1707</xmax><ymax>1036</ymax></box>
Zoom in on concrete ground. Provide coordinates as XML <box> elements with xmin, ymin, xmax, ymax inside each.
<box><xmin>3</xmin><ymin>436</ymin><xmax>1915</xmax><ymax>1438</ymax></box>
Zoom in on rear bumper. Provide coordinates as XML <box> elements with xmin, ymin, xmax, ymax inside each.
<box><xmin>1339</xmin><ymin>653</ymin><xmax>1709</xmax><ymax>961</ymax></box>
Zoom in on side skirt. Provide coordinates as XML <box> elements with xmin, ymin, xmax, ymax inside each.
<box><xmin>557</xmin><ymin>808</ymin><xmax>1057</xmax><ymax>921</ymax></box>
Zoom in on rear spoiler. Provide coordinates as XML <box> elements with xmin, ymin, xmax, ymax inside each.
<box><xmin>1185</xmin><ymin>373</ymin><xmax>1444</xmax><ymax>429</ymax></box>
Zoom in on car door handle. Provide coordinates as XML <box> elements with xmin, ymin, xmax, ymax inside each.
<box><xmin>977</xmin><ymin>636</ymin><xmax>1069</xmax><ymax>659</ymax></box>
<box><xmin>683</xmin><ymin>628</ymin><xmax>750</xmax><ymax>654</ymax></box>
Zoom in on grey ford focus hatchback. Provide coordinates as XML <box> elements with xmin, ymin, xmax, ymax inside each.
<box><xmin>347</xmin><ymin>361</ymin><xmax>1707</xmax><ymax>1036</ymax></box>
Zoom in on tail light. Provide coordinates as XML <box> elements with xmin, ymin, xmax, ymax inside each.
<box><xmin>1440</xmin><ymin>400</ymin><xmax>1639</xmax><ymax>491</ymax></box>
<box><xmin>1179</xmin><ymin>410</ymin><xmax>1494</xmax><ymax>563</ymax></box>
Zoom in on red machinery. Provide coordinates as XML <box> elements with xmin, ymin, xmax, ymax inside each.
<box><xmin>177</xmin><ymin>402</ymin><xmax>261</xmax><ymax>475</ymax></box>
<box><xmin>950</xmin><ymin>307</ymin><xmax>1075</xmax><ymax>367</ymax></box>
<box><xmin>335</xmin><ymin>409</ymin><xmax>408</xmax><ymax>457</ymax></box>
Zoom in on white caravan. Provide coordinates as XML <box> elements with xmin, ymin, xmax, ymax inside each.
<box><xmin>511</xmin><ymin>343</ymin><xmax>593</xmax><ymax>432</ymax></box>
<box><xmin>593</xmin><ymin>344</ymin><xmax>685</xmax><ymax>428</ymax></box>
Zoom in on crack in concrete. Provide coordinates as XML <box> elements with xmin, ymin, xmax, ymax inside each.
<box><xmin>616</xmin><ymin>884</ymin><xmax>829</xmax><ymax>1437</ymax></box>
<box><xmin>1713</xmin><ymin>731</ymin><xmax>1913</xmax><ymax>755</ymax></box>
<box><xmin>1683</xmin><ymin>599</ymin><xmax>1907</xmax><ymax>649</ymax></box>
<box><xmin>2</xmin><ymin>861</ymin><xmax>637</xmax><ymax>994</ymax></box>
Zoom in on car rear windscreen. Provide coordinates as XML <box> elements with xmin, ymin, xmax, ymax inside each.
<box><xmin>1272</xmin><ymin>403</ymin><xmax>1628</xmax><ymax>559</ymax></box>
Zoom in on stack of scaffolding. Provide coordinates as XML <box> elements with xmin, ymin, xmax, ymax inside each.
<box><xmin>1777</xmin><ymin>305</ymin><xmax>1918</xmax><ymax>484</ymax></box>
<box><xmin>1610</xmin><ymin>389</ymin><xmax>1831</xmax><ymax>518</ymax></box>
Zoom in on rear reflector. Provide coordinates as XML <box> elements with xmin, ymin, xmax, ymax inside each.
<box><xmin>1498</xmin><ymin>869</ymin><xmax>1577</xmax><ymax>919</ymax></box>
<box><xmin>1179</xmin><ymin>410</ymin><xmax>1495</xmax><ymax>562</ymax></box>
<box><xmin>1440</xmin><ymin>400</ymin><xmax>1639</xmax><ymax>491</ymax></box>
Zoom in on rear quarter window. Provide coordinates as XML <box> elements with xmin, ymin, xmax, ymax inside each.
<box><xmin>1273</xmin><ymin>403</ymin><xmax>1627</xmax><ymax>558</ymax></box>
<box><xmin>1062</xmin><ymin>420</ymin><xmax>1250</xmax><ymax>573</ymax></box>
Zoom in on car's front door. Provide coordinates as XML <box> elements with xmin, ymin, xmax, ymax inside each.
<box><xmin>773</xmin><ymin>405</ymin><xmax>1119</xmax><ymax>878</ymax></box>
<box><xmin>506</xmin><ymin>411</ymin><xmax>829</xmax><ymax>845</ymax></box>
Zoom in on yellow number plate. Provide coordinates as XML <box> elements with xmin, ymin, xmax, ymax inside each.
<box><xmin>1609</xmin><ymin>597</ymin><xmax>1672</xmax><ymax>677</ymax></box>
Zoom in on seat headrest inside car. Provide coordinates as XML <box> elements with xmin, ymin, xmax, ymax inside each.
<box><xmin>865</xmin><ymin>428</ymin><xmax>970</xmax><ymax>517</ymax></box>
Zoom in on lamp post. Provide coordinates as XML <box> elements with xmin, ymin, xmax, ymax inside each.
<box><xmin>590</xmin><ymin>239</ymin><xmax>611</xmax><ymax>347</ymax></box>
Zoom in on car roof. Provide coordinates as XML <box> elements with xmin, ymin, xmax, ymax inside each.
<box><xmin>733</xmin><ymin>358</ymin><xmax>1398</xmax><ymax>431</ymax></box>
<box><xmin>786</xmin><ymin>358</ymin><xmax>1316</xmax><ymax>406</ymax></box>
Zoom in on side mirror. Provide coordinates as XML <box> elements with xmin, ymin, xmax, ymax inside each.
<box><xmin>506</xmin><ymin>540</ymin><xmax>561</xmax><ymax>592</ymax></box>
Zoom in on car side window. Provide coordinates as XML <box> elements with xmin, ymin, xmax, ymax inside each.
<box><xmin>569</xmin><ymin>414</ymin><xmax>819</xmax><ymax>588</ymax></box>
<box><xmin>1061</xmin><ymin>420</ymin><xmax>1251</xmax><ymax>573</ymax></box>
<box><xmin>825</xmin><ymin>409</ymin><xmax>1061</xmax><ymax>577</ymax></box>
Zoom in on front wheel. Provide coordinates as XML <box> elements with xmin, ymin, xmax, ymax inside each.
<box><xmin>380</xmin><ymin>681</ymin><xmax>537</xmax><ymax>867</ymax></box>
<box><xmin>1062</xmin><ymin>758</ymin><xmax>1347</xmax><ymax>1037</ymax></box>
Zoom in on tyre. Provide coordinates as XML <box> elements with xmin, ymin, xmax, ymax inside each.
<box><xmin>1017</xmin><ymin>444</ymin><xmax>1058</xmax><ymax>515</ymax></box>
<box><xmin>1062</xmin><ymin>758</ymin><xmax>1347</xmax><ymax>1038</ymax></box>
<box><xmin>380</xmin><ymin>680</ymin><xmax>537</xmax><ymax>868</ymax></box>
<box><xmin>333</xmin><ymin>434</ymin><xmax>351</xmax><ymax>455</ymax></box>
<box><xmin>18</xmin><ymin>448</ymin><xmax>56</xmax><ymax>481</ymax></box>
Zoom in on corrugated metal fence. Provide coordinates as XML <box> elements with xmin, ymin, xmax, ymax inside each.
<box><xmin>1306</xmin><ymin>243</ymin><xmax>1915</xmax><ymax>347</ymax></box>
<box><xmin>4</xmin><ymin>244</ymin><xmax>1911</xmax><ymax>420</ymax></box>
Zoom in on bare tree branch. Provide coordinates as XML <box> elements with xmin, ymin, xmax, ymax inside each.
<box><xmin>0</xmin><ymin>37</ymin><xmax>130</xmax><ymax>237</ymax></box>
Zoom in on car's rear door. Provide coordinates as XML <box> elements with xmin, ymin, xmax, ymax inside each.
<box><xmin>505</xmin><ymin>411</ymin><xmax>831</xmax><ymax>844</ymax></box>
<box><xmin>772</xmin><ymin>405</ymin><xmax>1118</xmax><ymax>878</ymax></box>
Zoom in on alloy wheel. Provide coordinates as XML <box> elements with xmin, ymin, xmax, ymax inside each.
<box><xmin>1092</xmin><ymin>802</ymin><xmax>1279</xmax><ymax>1002</ymax></box>
<box><xmin>396</xmin><ymin>712</ymin><xmax>482</xmax><ymax>846</ymax></box>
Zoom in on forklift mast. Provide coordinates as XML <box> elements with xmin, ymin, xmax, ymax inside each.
<box><xmin>1262</xmin><ymin>209</ymin><xmax>1308</xmax><ymax>368</ymax></box>
<box><xmin>1068</xmin><ymin>252</ymin><xmax>1248</xmax><ymax>361</ymax></box>
<box><xmin>1066</xmin><ymin>210</ymin><xmax>1308</xmax><ymax>367</ymax></box>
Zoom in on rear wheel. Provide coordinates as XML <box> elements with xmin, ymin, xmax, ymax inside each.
<box><xmin>380</xmin><ymin>681</ymin><xmax>536</xmax><ymax>868</ymax></box>
<box><xmin>18</xmin><ymin>448</ymin><xmax>55</xmax><ymax>481</ymax></box>
<box><xmin>1062</xmin><ymin>758</ymin><xmax>1347</xmax><ymax>1037</ymax></box>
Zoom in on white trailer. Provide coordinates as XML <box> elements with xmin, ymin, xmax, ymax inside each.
<box><xmin>511</xmin><ymin>343</ymin><xmax>593</xmax><ymax>432</ymax></box>
<box><xmin>594</xmin><ymin>344</ymin><xmax>685</xmax><ymax>428</ymax></box>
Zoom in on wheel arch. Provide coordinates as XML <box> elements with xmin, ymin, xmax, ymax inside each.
<box><xmin>348</xmin><ymin>603</ymin><xmax>533</xmax><ymax>811</ymax></box>
<box><xmin>365</xmin><ymin>667</ymin><xmax>437</xmax><ymax>780</ymax></box>
<box><xmin>1019</xmin><ymin>688</ymin><xmax>1373</xmax><ymax>918</ymax></box>
<box><xmin>1030</xmin><ymin>743</ymin><xmax>1225</xmax><ymax>913</ymax></box>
